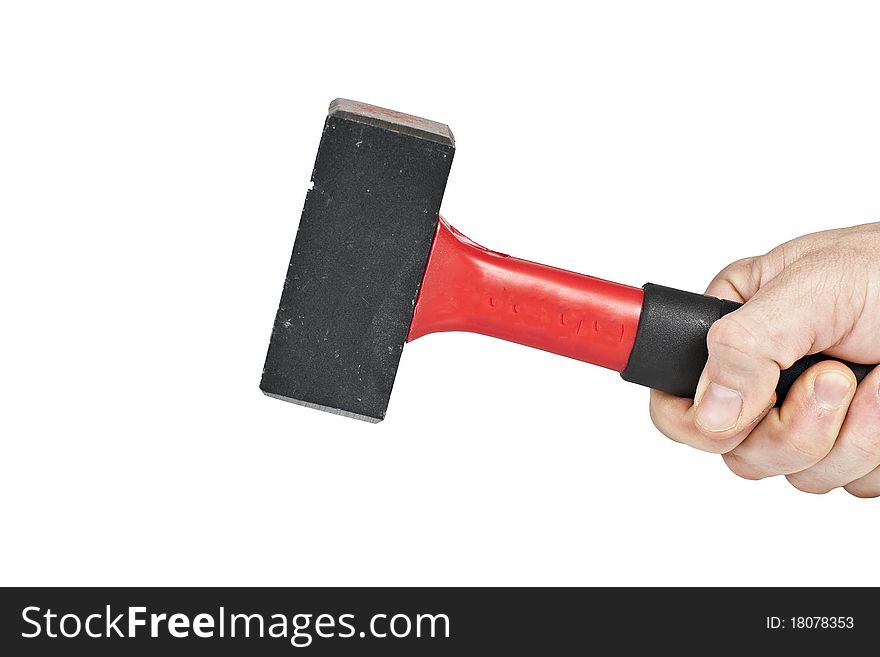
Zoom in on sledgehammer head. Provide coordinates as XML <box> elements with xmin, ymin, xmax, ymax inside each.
<box><xmin>260</xmin><ymin>99</ymin><xmax>455</xmax><ymax>422</ymax></box>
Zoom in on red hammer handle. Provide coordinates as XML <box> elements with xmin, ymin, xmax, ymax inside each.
<box><xmin>408</xmin><ymin>218</ymin><xmax>644</xmax><ymax>372</ymax></box>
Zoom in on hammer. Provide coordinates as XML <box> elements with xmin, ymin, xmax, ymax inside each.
<box><xmin>260</xmin><ymin>99</ymin><xmax>873</xmax><ymax>422</ymax></box>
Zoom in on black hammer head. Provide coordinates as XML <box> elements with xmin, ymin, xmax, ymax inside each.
<box><xmin>260</xmin><ymin>99</ymin><xmax>455</xmax><ymax>422</ymax></box>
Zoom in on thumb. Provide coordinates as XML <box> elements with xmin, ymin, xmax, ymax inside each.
<box><xmin>693</xmin><ymin>270</ymin><xmax>820</xmax><ymax>437</ymax></box>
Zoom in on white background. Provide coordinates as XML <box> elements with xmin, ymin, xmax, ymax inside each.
<box><xmin>2</xmin><ymin>1</ymin><xmax>878</xmax><ymax>586</ymax></box>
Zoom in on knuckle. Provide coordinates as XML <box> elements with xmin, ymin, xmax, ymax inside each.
<box><xmin>846</xmin><ymin>428</ymin><xmax>880</xmax><ymax>464</ymax></box>
<box><xmin>785</xmin><ymin>432</ymin><xmax>833</xmax><ymax>463</ymax></box>
<box><xmin>648</xmin><ymin>402</ymin><xmax>682</xmax><ymax>444</ymax></box>
<box><xmin>844</xmin><ymin>483</ymin><xmax>880</xmax><ymax>499</ymax></box>
<box><xmin>722</xmin><ymin>451</ymin><xmax>764</xmax><ymax>480</ymax></box>
<box><xmin>696</xmin><ymin>437</ymin><xmax>735</xmax><ymax>454</ymax></box>
<box><xmin>707</xmin><ymin>315</ymin><xmax>761</xmax><ymax>361</ymax></box>
<box><xmin>786</xmin><ymin>473</ymin><xmax>834</xmax><ymax>495</ymax></box>
<box><xmin>717</xmin><ymin>257</ymin><xmax>757</xmax><ymax>283</ymax></box>
<box><xmin>723</xmin><ymin>256</ymin><xmax>756</xmax><ymax>272</ymax></box>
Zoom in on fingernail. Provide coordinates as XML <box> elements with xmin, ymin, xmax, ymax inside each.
<box><xmin>696</xmin><ymin>382</ymin><xmax>743</xmax><ymax>432</ymax></box>
<box><xmin>814</xmin><ymin>371</ymin><xmax>852</xmax><ymax>409</ymax></box>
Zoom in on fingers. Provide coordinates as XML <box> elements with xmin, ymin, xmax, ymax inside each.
<box><xmin>647</xmin><ymin>256</ymin><xmax>775</xmax><ymax>454</ymax></box>
<box><xmin>647</xmin><ymin>236</ymin><xmax>879</xmax><ymax>497</ymax></box>
<box><xmin>720</xmin><ymin>360</ymin><xmax>857</xmax><ymax>479</ymax></box>
<box><xmin>649</xmin><ymin>388</ymin><xmax>764</xmax><ymax>454</ymax></box>
<box><xmin>647</xmin><ymin>249</ymin><xmax>877</xmax><ymax>498</ymax></box>
<box><xmin>652</xmin><ymin>359</ymin><xmax>880</xmax><ymax>497</ymax></box>
<box><xmin>691</xmin><ymin>312</ymin><xmax>784</xmax><ymax>437</ymax></box>
<box><xmin>786</xmin><ymin>365</ymin><xmax>880</xmax><ymax>494</ymax></box>
<box><xmin>691</xmin><ymin>267</ymin><xmax>827</xmax><ymax>442</ymax></box>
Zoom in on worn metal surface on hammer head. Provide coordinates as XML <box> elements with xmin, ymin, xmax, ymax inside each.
<box><xmin>260</xmin><ymin>99</ymin><xmax>455</xmax><ymax>422</ymax></box>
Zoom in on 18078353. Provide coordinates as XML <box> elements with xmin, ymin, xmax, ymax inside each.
<box><xmin>766</xmin><ymin>617</ymin><xmax>855</xmax><ymax>630</ymax></box>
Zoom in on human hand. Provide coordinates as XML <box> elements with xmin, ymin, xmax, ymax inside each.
<box><xmin>649</xmin><ymin>222</ymin><xmax>880</xmax><ymax>497</ymax></box>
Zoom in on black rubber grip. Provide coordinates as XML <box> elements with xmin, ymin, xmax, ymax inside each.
<box><xmin>620</xmin><ymin>283</ymin><xmax>875</xmax><ymax>403</ymax></box>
